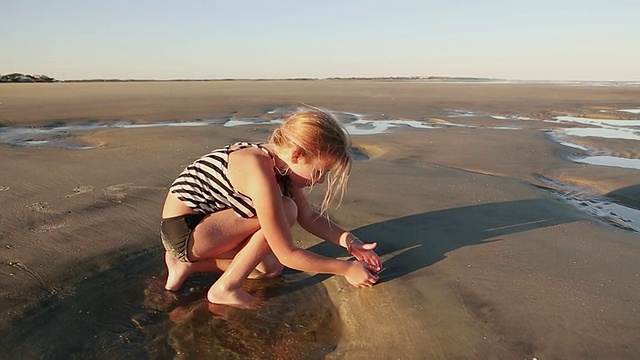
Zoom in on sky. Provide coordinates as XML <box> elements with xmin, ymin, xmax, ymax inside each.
<box><xmin>2</xmin><ymin>0</ymin><xmax>639</xmax><ymax>81</ymax></box>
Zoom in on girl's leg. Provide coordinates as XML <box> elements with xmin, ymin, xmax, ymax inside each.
<box><xmin>212</xmin><ymin>248</ymin><xmax>283</xmax><ymax>280</ymax></box>
<box><xmin>207</xmin><ymin>198</ymin><xmax>297</xmax><ymax>307</ymax></box>
<box><xmin>206</xmin><ymin>229</ymin><xmax>275</xmax><ymax>307</ymax></box>
<box><xmin>164</xmin><ymin>252</ymin><xmax>222</xmax><ymax>290</ymax></box>
<box><xmin>164</xmin><ymin>236</ymin><xmax>281</xmax><ymax>290</ymax></box>
<box><xmin>164</xmin><ymin>208</ymin><xmax>261</xmax><ymax>291</ymax></box>
<box><xmin>163</xmin><ymin>197</ymin><xmax>296</xmax><ymax>301</ymax></box>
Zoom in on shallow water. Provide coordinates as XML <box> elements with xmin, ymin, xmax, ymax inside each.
<box><xmin>0</xmin><ymin>250</ymin><xmax>339</xmax><ymax>359</ymax></box>
<box><xmin>2</xmin><ymin>105</ymin><xmax>638</xmax><ymax>234</ymax></box>
<box><xmin>2</xmin><ymin>106</ymin><xmax>638</xmax><ymax>154</ymax></box>
<box><xmin>572</xmin><ymin>155</ymin><xmax>640</xmax><ymax>170</ymax></box>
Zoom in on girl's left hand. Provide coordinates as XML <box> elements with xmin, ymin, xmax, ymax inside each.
<box><xmin>349</xmin><ymin>238</ymin><xmax>382</xmax><ymax>274</ymax></box>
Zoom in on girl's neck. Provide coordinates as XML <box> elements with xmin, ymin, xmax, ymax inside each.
<box><xmin>264</xmin><ymin>144</ymin><xmax>290</xmax><ymax>176</ymax></box>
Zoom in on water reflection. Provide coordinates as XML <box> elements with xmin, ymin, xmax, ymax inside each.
<box><xmin>572</xmin><ymin>155</ymin><xmax>640</xmax><ymax>170</ymax></box>
<box><xmin>141</xmin><ymin>272</ymin><xmax>339</xmax><ymax>359</ymax></box>
<box><xmin>546</xmin><ymin>114</ymin><xmax>640</xmax><ymax>169</ymax></box>
<box><xmin>0</xmin><ymin>250</ymin><xmax>339</xmax><ymax>359</ymax></box>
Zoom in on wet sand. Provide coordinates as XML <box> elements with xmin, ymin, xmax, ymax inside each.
<box><xmin>0</xmin><ymin>81</ymin><xmax>638</xmax><ymax>359</ymax></box>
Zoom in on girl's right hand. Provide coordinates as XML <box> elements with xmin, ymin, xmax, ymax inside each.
<box><xmin>344</xmin><ymin>261</ymin><xmax>379</xmax><ymax>287</ymax></box>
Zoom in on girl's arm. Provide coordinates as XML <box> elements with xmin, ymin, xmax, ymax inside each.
<box><xmin>229</xmin><ymin>150</ymin><xmax>377</xmax><ymax>285</ymax></box>
<box><xmin>292</xmin><ymin>187</ymin><xmax>382</xmax><ymax>271</ymax></box>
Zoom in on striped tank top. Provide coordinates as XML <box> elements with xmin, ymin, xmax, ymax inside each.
<box><xmin>169</xmin><ymin>142</ymin><xmax>290</xmax><ymax>218</ymax></box>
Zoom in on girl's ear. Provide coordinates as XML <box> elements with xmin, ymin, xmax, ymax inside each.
<box><xmin>291</xmin><ymin>149</ymin><xmax>304</xmax><ymax>164</ymax></box>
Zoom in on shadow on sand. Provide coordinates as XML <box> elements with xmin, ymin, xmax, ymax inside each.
<box><xmin>606</xmin><ymin>184</ymin><xmax>640</xmax><ymax>210</ymax></box>
<box><xmin>302</xmin><ymin>197</ymin><xmax>579</xmax><ymax>286</ymax></box>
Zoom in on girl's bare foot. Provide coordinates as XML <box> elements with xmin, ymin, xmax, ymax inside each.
<box><xmin>164</xmin><ymin>252</ymin><xmax>193</xmax><ymax>290</ymax></box>
<box><xmin>164</xmin><ymin>252</ymin><xmax>223</xmax><ymax>291</ymax></box>
<box><xmin>207</xmin><ymin>282</ymin><xmax>261</xmax><ymax>309</ymax></box>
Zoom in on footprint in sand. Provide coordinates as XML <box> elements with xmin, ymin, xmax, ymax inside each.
<box><xmin>27</xmin><ymin>202</ymin><xmax>61</xmax><ymax>214</ymax></box>
<box><xmin>33</xmin><ymin>222</ymin><xmax>68</xmax><ymax>233</ymax></box>
<box><xmin>27</xmin><ymin>202</ymin><xmax>70</xmax><ymax>232</ymax></box>
<box><xmin>103</xmin><ymin>183</ymin><xmax>134</xmax><ymax>203</ymax></box>
<box><xmin>103</xmin><ymin>183</ymin><xmax>164</xmax><ymax>203</ymax></box>
<box><xmin>0</xmin><ymin>186</ymin><xmax>10</xmax><ymax>192</ymax></box>
<box><xmin>64</xmin><ymin>185</ymin><xmax>94</xmax><ymax>198</ymax></box>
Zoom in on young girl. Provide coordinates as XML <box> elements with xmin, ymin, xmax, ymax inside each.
<box><xmin>160</xmin><ymin>109</ymin><xmax>382</xmax><ymax>308</ymax></box>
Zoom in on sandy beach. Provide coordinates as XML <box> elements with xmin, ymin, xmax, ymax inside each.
<box><xmin>0</xmin><ymin>80</ymin><xmax>638</xmax><ymax>359</ymax></box>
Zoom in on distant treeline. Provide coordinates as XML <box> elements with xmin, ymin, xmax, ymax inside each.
<box><xmin>0</xmin><ymin>73</ymin><xmax>499</xmax><ymax>83</ymax></box>
<box><xmin>0</xmin><ymin>73</ymin><xmax>57</xmax><ymax>83</ymax></box>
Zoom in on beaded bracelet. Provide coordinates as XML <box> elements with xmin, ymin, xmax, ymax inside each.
<box><xmin>346</xmin><ymin>235</ymin><xmax>361</xmax><ymax>253</ymax></box>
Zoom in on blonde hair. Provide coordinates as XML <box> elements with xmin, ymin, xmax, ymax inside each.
<box><xmin>270</xmin><ymin>109</ymin><xmax>352</xmax><ymax>214</ymax></box>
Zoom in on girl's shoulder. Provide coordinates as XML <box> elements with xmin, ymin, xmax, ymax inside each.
<box><xmin>227</xmin><ymin>143</ymin><xmax>278</xmax><ymax>196</ymax></box>
<box><xmin>226</xmin><ymin>141</ymin><xmax>269</xmax><ymax>151</ymax></box>
<box><xmin>228</xmin><ymin>142</ymin><xmax>274</xmax><ymax>171</ymax></box>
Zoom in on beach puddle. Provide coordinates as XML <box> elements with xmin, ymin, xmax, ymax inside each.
<box><xmin>569</xmin><ymin>155</ymin><xmax>640</xmax><ymax>170</ymax></box>
<box><xmin>535</xmin><ymin>175</ymin><xmax>640</xmax><ymax>233</ymax></box>
<box><xmin>545</xmin><ymin>112</ymin><xmax>640</xmax><ymax>169</ymax></box>
<box><xmin>0</xmin><ymin>107</ymin><xmax>519</xmax><ymax>149</ymax></box>
<box><xmin>2</xmin><ymin>107</ymin><xmax>638</xmax><ymax>174</ymax></box>
<box><xmin>349</xmin><ymin>146</ymin><xmax>370</xmax><ymax>161</ymax></box>
<box><xmin>0</xmin><ymin>250</ymin><xmax>339</xmax><ymax>359</ymax></box>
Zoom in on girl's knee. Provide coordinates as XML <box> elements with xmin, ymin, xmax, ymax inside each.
<box><xmin>282</xmin><ymin>196</ymin><xmax>298</xmax><ymax>226</ymax></box>
<box><xmin>262</xmin><ymin>262</ymin><xmax>284</xmax><ymax>278</ymax></box>
<box><xmin>253</xmin><ymin>257</ymin><xmax>284</xmax><ymax>279</ymax></box>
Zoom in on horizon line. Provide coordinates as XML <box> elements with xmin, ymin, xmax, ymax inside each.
<box><xmin>2</xmin><ymin>74</ymin><xmax>639</xmax><ymax>84</ymax></box>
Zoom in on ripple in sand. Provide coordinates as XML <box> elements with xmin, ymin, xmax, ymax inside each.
<box><xmin>535</xmin><ymin>175</ymin><xmax>640</xmax><ymax>233</ymax></box>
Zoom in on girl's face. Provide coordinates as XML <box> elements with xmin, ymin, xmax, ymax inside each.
<box><xmin>288</xmin><ymin>153</ymin><xmax>334</xmax><ymax>188</ymax></box>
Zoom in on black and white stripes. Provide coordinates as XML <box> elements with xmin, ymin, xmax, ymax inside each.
<box><xmin>169</xmin><ymin>142</ymin><xmax>266</xmax><ymax>218</ymax></box>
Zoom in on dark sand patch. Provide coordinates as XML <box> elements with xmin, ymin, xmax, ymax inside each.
<box><xmin>0</xmin><ymin>248</ymin><xmax>339</xmax><ymax>359</ymax></box>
